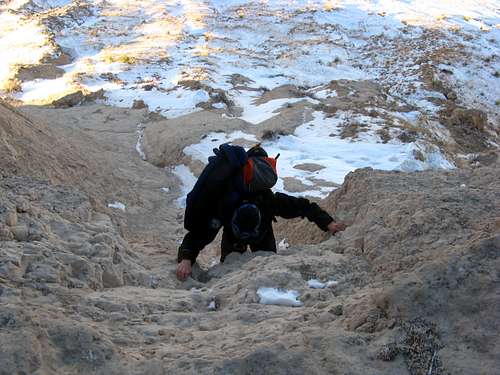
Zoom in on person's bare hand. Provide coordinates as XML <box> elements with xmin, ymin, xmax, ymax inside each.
<box><xmin>176</xmin><ymin>259</ymin><xmax>192</xmax><ymax>281</ymax></box>
<box><xmin>328</xmin><ymin>222</ymin><xmax>347</xmax><ymax>235</ymax></box>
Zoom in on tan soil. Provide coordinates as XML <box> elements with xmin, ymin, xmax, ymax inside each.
<box><xmin>1</xmin><ymin>100</ymin><xmax>499</xmax><ymax>375</ymax></box>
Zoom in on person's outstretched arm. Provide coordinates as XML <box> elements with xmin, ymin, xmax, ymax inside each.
<box><xmin>272</xmin><ymin>192</ymin><xmax>346</xmax><ymax>235</ymax></box>
<box><xmin>176</xmin><ymin>227</ymin><xmax>219</xmax><ymax>281</ymax></box>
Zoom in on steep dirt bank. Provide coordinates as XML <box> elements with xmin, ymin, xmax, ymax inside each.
<box><xmin>1</xmin><ymin>101</ymin><xmax>498</xmax><ymax>374</ymax></box>
<box><xmin>17</xmin><ymin>102</ymin><xmax>183</xmax><ymax>248</ymax></box>
<box><xmin>0</xmin><ymin>101</ymin><xmax>103</xmax><ymax>186</ymax></box>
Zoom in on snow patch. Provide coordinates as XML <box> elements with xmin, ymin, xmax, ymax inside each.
<box><xmin>107</xmin><ymin>202</ymin><xmax>126</xmax><ymax>211</ymax></box>
<box><xmin>278</xmin><ymin>239</ymin><xmax>290</xmax><ymax>251</ymax></box>
<box><xmin>184</xmin><ymin>131</ymin><xmax>258</xmax><ymax>163</ymax></box>
<box><xmin>178</xmin><ymin>111</ymin><xmax>453</xmax><ymax>199</ymax></box>
<box><xmin>171</xmin><ymin>164</ymin><xmax>197</xmax><ymax>208</ymax></box>
<box><xmin>135</xmin><ymin>124</ymin><xmax>146</xmax><ymax>161</ymax></box>
<box><xmin>207</xmin><ymin>301</ymin><xmax>216</xmax><ymax>310</ymax></box>
<box><xmin>307</xmin><ymin>279</ymin><xmax>338</xmax><ymax>289</ymax></box>
<box><xmin>257</xmin><ymin>287</ymin><xmax>303</xmax><ymax>307</ymax></box>
<box><xmin>236</xmin><ymin>95</ymin><xmax>311</xmax><ymax>125</ymax></box>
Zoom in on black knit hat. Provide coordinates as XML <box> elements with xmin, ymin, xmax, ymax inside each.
<box><xmin>231</xmin><ymin>203</ymin><xmax>261</xmax><ymax>241</ymax></box>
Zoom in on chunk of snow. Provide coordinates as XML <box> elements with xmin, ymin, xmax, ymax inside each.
<box><xmin>307</xmin><ymin>279</ymin><xmax>339</xmax><ymax>289</ymax></box>
<box><xmin>212</xmin><ymin>102</ymin><xmax>226</xmax><ymax>109</ymax></box>
<box><xmin>257</xmin><ymin>287</ymin><xmax>303</xmax><ymax>307</ymax></box>
<box><xmin>307</xmin><ymin>279</ymin><xmax>326</xmax><ymax>289</ymax></box>
<box><xmin>278</xmin><ymin>239</ymin><xmax>289</xmax><ymax>250</ymax></box>
<box><xmin>135</xmin><ymin>124</ymin><xmax>146</xmax><ymax>160</ymax></box>
<box><xmin>107</xmin><ymin>202</ymin><xmax>125</xmax><ymax>211</ymax></box>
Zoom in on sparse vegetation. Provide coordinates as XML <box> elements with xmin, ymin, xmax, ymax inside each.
<box><xmin>328</xmin><ymin>56</ymin><xmax>342</xmax><ymax>66</ymax></box>
<box><xmin>261</xmin><ymin>129</ymin><xmax>289</xmax><ymax>141</ymax></box>
<box><xmin>377</xmin><ymin>128</ymin><xmax>391</xmax><ymax>143</ymax></box>
<box><xmin>102</xmin><ymin>53</ymin><xmax>136</xmax><ymax>65</ymax></box>
<box><xmin>2</xmin><ymin>78</ymin><xmax>22</xmax><ymax>93</ymax></box>
<box><xmin>398</xmin><ymin>130</ymin><xmax>418</xmax><ymax>143</ymax></box>
<box><xmin>413</xmin><ymin>149</ymin><xmax>425</xmax><ymax>161</ymax></box>
<box><xmin>340</xmin><ymin>122</ymin><xmax>368</xmax><ymax>139</ymax></box>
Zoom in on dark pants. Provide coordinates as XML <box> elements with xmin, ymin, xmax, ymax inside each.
<box><xmin>220</xmin><ymin>226</ymin><xmax>276</xmax><ymax>262</ymax></box>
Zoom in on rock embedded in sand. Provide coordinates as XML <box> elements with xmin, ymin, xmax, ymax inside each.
<box><xmin>4</xmin><ymin>210</ymin><xmax>17</xmax><ymax>227</ymax></box>
<box><xmin>282</xmin><ymin>177</ymin><xmax>311</xmax><ymax>193</ymax></box>
<box><xmin>15</xmin><ymin>199</ymin><xmax>30</xmax><ymax>213</ymax></box>
<box><xmin>52</xmin><ymin>89</ymin><xmax>104</xmax><ymax>108</ymax></box>
<box><xmin>15</xmin><ymin>64</ymin><xmax>65</xmax><ymax>81</ymax></box>
<box><xmin>132</xmin><ymin>99</ymin><xmax>147</xmax><ymax>110</ymax></box>
<box><xmin>11</xmin><ymin>225</ymin><xmax>29</xmax><ymax>242</ymax></box>
<box><xmin>293</xmin><ymin>163</ymin><xmax>326</xmax><ymax>172</ymax></box>
<box><xmin>52</xmin><ymin>91</ymin><xmax>86</xmax><ymax>108</ymax></box>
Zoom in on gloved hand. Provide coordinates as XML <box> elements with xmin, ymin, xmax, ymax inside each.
<box><xmin>327</xmin><ymin>222</ymin><xmax>347</xmax><ymax>235</ymax></box>
<box><xmin>176</xmin><ymin>259</ymin><xmax>192</xmax><ymax>281</ymax></box>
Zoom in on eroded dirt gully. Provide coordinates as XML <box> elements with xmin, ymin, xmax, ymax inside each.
<box><xmin>1</xmin><ymin>100</ymin><xmax>499</xmax><ymax>375</ymax></box>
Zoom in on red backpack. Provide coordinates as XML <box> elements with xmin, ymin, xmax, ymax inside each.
<box><xmin>242</xmin><ymin>150</ymin><xmax>279</xmax><ymax>192</ymax></box>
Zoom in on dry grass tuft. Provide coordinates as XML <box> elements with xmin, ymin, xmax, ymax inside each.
<box><xmin>102</xmin><ymin>53</ymin><xmax>136</xmax><ymax>65</ymax></box>
<box><xmin>2</xmin><ymin>78</ymin><xmax>22</xmax><ymax>93</ymax></box>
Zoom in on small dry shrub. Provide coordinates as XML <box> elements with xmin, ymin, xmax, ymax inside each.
<box><xmin>2</xmin><ymin>78</ymin><xmax>22</xmax><ymax>93</ymax></box>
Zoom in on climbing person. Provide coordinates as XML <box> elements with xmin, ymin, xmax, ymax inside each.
<box><xmin>176</xmin><ymin>143</ymin><xmax>347</xmax><ymax>281</ymax></box>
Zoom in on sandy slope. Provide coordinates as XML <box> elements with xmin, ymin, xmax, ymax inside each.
<box><xmin>1</xmin><ymin>100</ymin><xmax>499</xmax><ymax>374</ymax></box>
<box><xmin>1</xmin><ymin>2</ymin><xmax>499</xmax><ymax>374</ymax></box>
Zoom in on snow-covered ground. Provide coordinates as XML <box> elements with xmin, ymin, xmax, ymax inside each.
<box><xmin>1</xmin><ymin>0</ymin><xmax>498</xmax><ymax>198</ymax></box>
<box><xmin>181</xmin><ymin>111</ymin><xmax>453</xmax><ymax>200</ymax></box>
